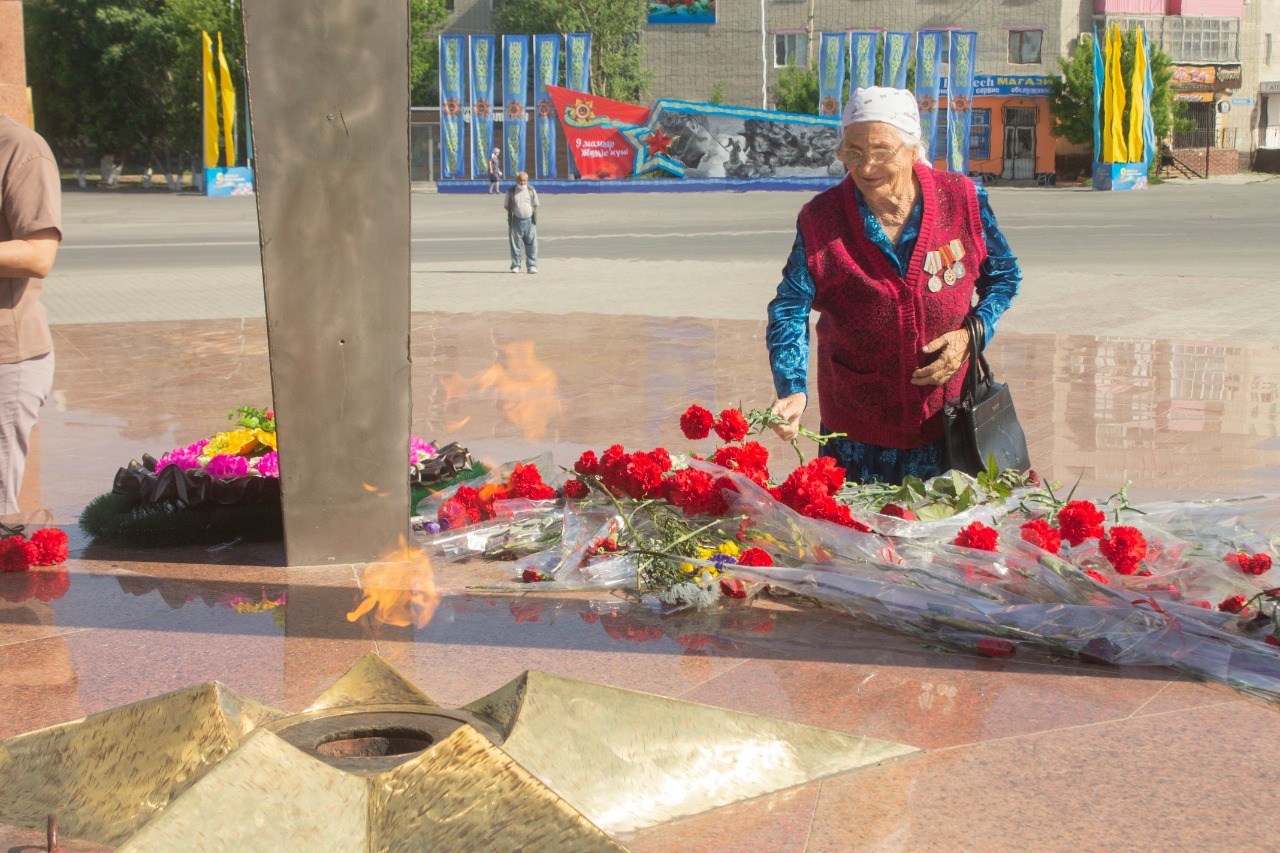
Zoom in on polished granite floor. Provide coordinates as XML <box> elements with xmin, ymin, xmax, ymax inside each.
<box><xmin>3</xmin><ymin>312</ymin><xmax>1280</xmax><ymax>851</ymax></box>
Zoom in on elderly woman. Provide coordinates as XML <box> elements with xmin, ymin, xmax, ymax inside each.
<box><xmin>766</xmin><ymin>87</ymin><xmax>1022</xmax><ymax>484</ymax></box>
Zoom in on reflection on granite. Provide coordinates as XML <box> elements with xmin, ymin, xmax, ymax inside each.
<box><xmin>2</xmin><ymin>312</ymin><xmax>1278</xmax><ymax>850</ymax></box>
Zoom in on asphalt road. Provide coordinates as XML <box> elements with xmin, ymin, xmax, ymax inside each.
<box><xmin>45</xmin><ymin>174</ymin><xmax>1280</xmax><ymax>343</ymax></box>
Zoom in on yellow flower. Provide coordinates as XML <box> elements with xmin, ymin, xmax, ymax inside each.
<box><xmin>253</xmin><ymin>428</ymin><xmax>277</xmax><ymax>450</ymax></box>
<box><xmin>203</xmin><ymin>429</ymin><xmax>259</xmax><ymax>457</ymax></box>
<box><xmin>715</xmin><ymin>541</ymin><xmax>741</xmax><ymax>557</ymax></box>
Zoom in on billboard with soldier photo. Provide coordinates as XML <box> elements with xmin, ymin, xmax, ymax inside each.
<box><xmin>647</xmin><ymin>101</ymin><xmax>843</xmax><ymax>180</ymax></box>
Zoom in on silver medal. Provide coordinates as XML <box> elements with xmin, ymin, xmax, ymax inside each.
<box><xmin>928</xmin><ymin>275</ymin><xmax>943</xmax><ymax>293</ymax></box>
<box><xmin>952</xmin><ymin>261</ymin><xmax>966</xmax><ymax>280</ymax></box>
<box><xmin>943</xmin><ymin>268</ymin><xmax>957</xmax><ymax>286</ymax></box>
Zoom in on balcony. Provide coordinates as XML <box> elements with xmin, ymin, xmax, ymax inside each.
<box><xmin>1094</xmin><ymin>1</ymin><xmax>1166</xmax><ymax>13</ymax></box>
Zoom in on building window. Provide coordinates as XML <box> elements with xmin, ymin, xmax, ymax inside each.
<box><xmin>1267</xmin><ymin>32</ymin><xmax>1273</xmax><ymax>66</ymax></box>
<box><xmin>1103</xmin><ymin>15</ymin><xmax>1239</xmax><ymax>64</ymax></box>
<box><xmin>934</xmin><ymin>108</ymin><xmax>992</xmax><ymax>161</ymax></box>
<box><xmin>774</xmin><ymin>32</ymin><xmax>809</xmax><ymax>68</ymax></box>
<box><xmin>1009</xmin><ymin>30</ymin><xmax>1043</xmax><ymax>65</ymax></box>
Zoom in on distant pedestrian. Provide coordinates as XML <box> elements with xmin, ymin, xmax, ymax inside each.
<box><xmin>503</xmin><ymin>172</ymin><xmax>539</xmax><ymax>274</ymax></box>
<box><xmin>488</xmin><ymin>147</ymin><xmax>502</xmax><ymax>194</ymax></box>
<box><xmin>0</xmin><ymin>116</ymin><xmax>63</xmax><ymax>516</ymax></box>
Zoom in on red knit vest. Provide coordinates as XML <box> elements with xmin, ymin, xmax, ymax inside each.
<box><xmin>798</xmin><ymin>163</ymin><xmax>987</xmax><ymax>448</ymax></box>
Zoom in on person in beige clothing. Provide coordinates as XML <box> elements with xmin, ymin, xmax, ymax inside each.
<box><xmin>0</xmin><ymin>116</ymin><xmax>63</xmax><ymax>516</ymax></box>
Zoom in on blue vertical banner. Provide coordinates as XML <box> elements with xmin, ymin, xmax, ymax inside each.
<box><xmin>1091</xmin><ymin>27</ymin><xmax>1104</xmax><ymax>163</ymax></box>
<box><xmin>946</xmin><ymin>31</ymin><xmax>977</xmax><ymax>174</ymax></box>
<box><xmin>503</xmin><ymin>35</ymin><xmax>530</xmax><ymax>177</ymax></box>
<box><xmin>438</xmin><ymin>35</ymin><xmax>467</xmax><ymax>179</ymax></box>
<box><xmin>564</xmin><ymin>33</ymin><xmax>592</xmax><ymax>178</ymax></box>
<box><xmin>468</xmin><ymin>35</ymin><xmax>496</xmax><ymax>179</ymax></box>
<box><xmin>817</xmin><ymin>33</ymin><xmax>847</xmax><ymax>117</ymax></box>
<box><xmin>882</xmin><ymin>32</ymin><xmax>911</xmax><ymax>90</ymax></box>
<box><xmin>848</xmin><ymin>31</ymin><xmax>878</xmax><ymax>94</ymax></box>
<box><xmin>533</xmin><ymin>34</ymin><xmax>560</xmax><ymax>178</ymax></box>
<box><xmin>1140</xmin><ymin>28</ymin><xmax>1156</xmax><ymax>169</ymax></box>
<box><xmin>915</xmin><ymin>31</ymin><xmax>944</xmax><ymax>164</ymax></box>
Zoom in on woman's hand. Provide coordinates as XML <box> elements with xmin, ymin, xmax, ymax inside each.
<box><xmin>911</xmin><ymin>326</ymin><xmax>971</xmax><ymax>387</ymax></box>
<box><xmin>769</xmin><ymin>393</ymin><xmax>807</xmax><ymax>441</ymax></box>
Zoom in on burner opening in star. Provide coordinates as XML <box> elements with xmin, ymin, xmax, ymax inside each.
<box><xmin>314</xmin><ymin>726</ymin><xmax>435</xmax><ymax>759</ymax></box>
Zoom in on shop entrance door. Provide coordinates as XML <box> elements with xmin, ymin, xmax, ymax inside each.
<box><xmin>1002</xmin><ymin>108</ymin><xmax>1036</xmax><ymax>179</ymax></box>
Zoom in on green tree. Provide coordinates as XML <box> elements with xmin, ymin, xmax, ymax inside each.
<box><xmin>493</xmin><ymin>0</ymin><xmax>651</xmax><ymax>102</ymax></box>
<box><xmin>1050</xmin><ymin>31</ymin><xmax>1190</xmax><ymax>153</ymax></box>
<box><xmin>26</xmin><ymin>0</ymin><xmax>242</xmax><ymax>171</ymax></box>
<box><xmin>410</xmin><ymin>0</ymin><xmax>450</xmax><ymax>106</ymax></box>
<box><xmin>772</xmin><ymin>65</ymin><xmax>819</xmax><ymax>114</ymax></box>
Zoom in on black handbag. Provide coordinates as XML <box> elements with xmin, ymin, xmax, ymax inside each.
<box><xmin>942</xmin><ymin>315</ymin><xmax>1031</xmax><ymax>475</ymax></box>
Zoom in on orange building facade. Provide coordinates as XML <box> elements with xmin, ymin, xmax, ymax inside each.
<box><xmin>935</xmin><ymin>75</ymin><xmax>1056</xmax><ymax>185</ymax></box>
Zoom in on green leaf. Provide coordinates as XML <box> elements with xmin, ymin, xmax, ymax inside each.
<box><xmin>915</xmin><ymin>503</ymin><xmax>958</xmax><ymax>521</ymax></box>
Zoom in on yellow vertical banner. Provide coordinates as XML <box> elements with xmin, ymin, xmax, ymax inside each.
<box><xmin>202</xmin><ymin>31</ymin><xmax>219</xmax><ymax>168</ymax></box>
<box><xmin>1108</xmin><ymin>25</ymin><xmax>1128</xmax><ymax>162</ymax></box>
<box><xmin>1100</xmin><ymin>27</ymin><xmax>1115</xmax><ymax>162</ymax></box>
<box><xmin>1127</xmin><ymin>30</ymin><xmax>1147</xmax><ymax>162</ymax></box>
<box><xmin>217</xmin><ymin>32</ymin><xmax>237</xmax><ymax>167</ymax></box>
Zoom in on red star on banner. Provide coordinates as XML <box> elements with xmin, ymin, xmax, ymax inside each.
<box><xmin>646</xmin><ymin>129</ymin><xmax>674</xmax><ymax>156</ymax></box>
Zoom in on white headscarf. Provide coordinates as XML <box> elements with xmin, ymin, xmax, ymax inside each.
<box><xmin>841</xmin><ymin>87</ymin><xmax>922</xmax><ymax>141</ymax></box>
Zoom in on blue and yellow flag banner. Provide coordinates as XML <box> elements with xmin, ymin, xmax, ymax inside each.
<box><xmin>564</xmin><ymin>32</ymin><xmax>592</xmax><ymax>178</ymax></box>
<box><xmin>468</xmin><ymin>34</ymin><xmax>497</xmax><ymax>179</ymax></box>
<box><xmin>848</xmin><ymin>31</ymin><xmax>878</xmax><ymax>94</ymax></box>
<box><xmin>439</xmin><ymin>34</ymin><xmax>467</xmax><ymax>179</ymax></box>
<box><xmin>915</xmin><ymin>31</ymin><xmax>944</xmax><ymax>163</ymax></box>
<box><xmin>1092</xmin><ymin>27</ymin><xmax>1103</xmax><ymax>162</ymax></box>
<box><xmin>1105</xmin><ymin>24</ymin><xmax>1127</xmax><ymax>163</ymax></box>
<box><xmin>503</xmin><ymin>35</ymin><xmax>530</xmax><ymax>177</ymax></box>
<box><xmin>201</xmin><ymin>31</ymin><xmax>218</xmax><ymax>168</ymax></box>
<box><xmin>818</xmin><ymin>33</ymin><xmax>847</xmax><ymax>117</ymax></box>
<box><xmin>533</xmin><ymin>34</ymin><xmax>560</xmax><ymax>178</ymax></box>
<box><xmin>1127</xmin><ymin>27</ymin><xmax>1147</xmax><ymax>163</ymax></box>
<box><xmin>216</xmin><ymin>33</ymin><xmax>236</xmax><ymax>168</ymax></box>
<box><xmin>565</xmin><ymin>33</ymin><xmax>592</xmax><ymax>94</ymax></box>
<box><xmin>946</xmin><ymin>31</ymin><xmax>977</xmax><ymax>174</ymax></box>
<box><xmin>1140</xmin><ymin>28</ymin><xmax>1156</xmax><ymax>168</ymax></box>
<box><xmin>882</xmin><ymin>32</ymin><xmax>911</xmax><ymax>90</ymax></box>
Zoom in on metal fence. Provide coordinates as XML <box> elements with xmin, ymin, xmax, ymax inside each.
<box><xmin>1171</xmin><ymin>127</ymin><xmax>1238</xmax><ymax>150</ymax></box>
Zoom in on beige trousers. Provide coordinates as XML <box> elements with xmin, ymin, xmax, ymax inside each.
<box><xmin>0</xmin><ymin>351</ymin><xmax>55</xmax><ymax>515</ymax></box>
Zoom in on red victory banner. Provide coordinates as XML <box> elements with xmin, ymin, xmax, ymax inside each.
<box><xmin>546</xmin><ymin>84</ymin><xmax>651</xmax><ymax>179</ymax></box>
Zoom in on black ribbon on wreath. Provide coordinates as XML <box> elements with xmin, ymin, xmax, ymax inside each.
<box><xmin>111</xmin><ymin>455</ymin><xmax>280</xmax><ymax>509</ymax></box>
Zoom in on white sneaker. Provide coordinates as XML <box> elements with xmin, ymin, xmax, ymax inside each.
<box><xmin>527</xmin><ymin>268</ymin><xmax>538</xmax><ymax>275</ymax></box>
<box><xmin>510</xmin><ymin>268</ymin><xmax>519</xmax><ymax>273</ymax></box>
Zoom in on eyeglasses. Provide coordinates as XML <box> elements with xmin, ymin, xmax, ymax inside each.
<box><xmin>839</xmin><ymin>141</ymin><xmax>905</xmax><ymax>167</ymax></box>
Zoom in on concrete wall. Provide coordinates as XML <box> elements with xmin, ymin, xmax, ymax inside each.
<box><xmin>0</xmin><ymin>0</ymin><xmax>29</xmax><ymax>124</ymax></box>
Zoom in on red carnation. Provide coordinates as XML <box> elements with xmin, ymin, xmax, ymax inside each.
<box><xmin>522</xmin><ymin>569</ymin><xmax>550</xmax><ymax>582</ymax></box>
<box><xmin>563</xmin><ymin>479</ymin><xmax>589</xmax><ymax>499</ymax></box>
<box><xmin>0</xmin><ymin>537</ymin><xmax>30</xmax><ymax>573</ymax></box>
<box><xmin>718</xmin><ymin>578</ymin><xmax>747</xmax><ymax>598</ymax></box>
<box><xmin>1084</xmin><ymin>569</ymin><xmax>1110</xmax><ymax>585</ymax></box>
<box><xmin>711</xmin><ymin>441</ymin><xmax>770</xmax><ymax>480</ymax></box>
<box><xmin>879</xmin><ymin>503</ymin><xmax>917</xmax><ymax>521</ymax></box>
<box><xmin>1266</xmin><ymin>635</ymin><xmax>1280</xmax><ymax>648</ymax></box>
<box><xmin>1099</xmin><ymin>526</ymin><xmax>1147</xmax><ymax>576</ymax></box>
<box><xmin>680</xmin><ymin>405</ymin><xmax>715</xmax><ymax>440</ymax></box>
<box><xmin>1058</xmin><ymin>500</ymin><xmax>1105</xmax><ymax>547</ymax></box>
<box><xmin>574</xmin><ymin>450</ymin><xmax>599</xmax><ymax>477</ymax></box>
<box><xmin>510</xmin><ymin>462</ymin><xmax>557</xmax><ymax>501</ymax></box>
<box><xmin>25</xmin><ymin>528</ymin><xmax>69</xmax><ymax>567</ymax></box>
<box><xmin>1228</xmin><ymin>551</ymin><xmax>1273</xmax><ymax>575</ymax></box>
<box><xmin>1019</xmin><ymin>518</ymin><xmax>1061</xmax><ymax>554</ymax></box>
<box><xmin>1218</xmin><ymin>595</ymin><xmax>1248</xmax><ymax>614</ymax></box>
<box><xmin>1263</xmin><ymin>587</ymin><xmax>1280</xmax><ymax>598</ymax></box>
<box><xmin>713</xmin><ymin>408</ymin><xmax>749</xmax><ymax>443</ymax></box>
<box><xmin>954</xmin><ymin>522</ymin><xmax>999</xmax><ymax>553</ymax></box>
<box><xmin>736</xmin><ymin>548</ymin><xmax>773</xmax><ymax>567</ymax></box>
<box><xmin>664</xmin><ymin>468</ymin><xmax>728</xmax><ymax>517</ymax></box>
<box><xmin>1224</xmin><ymin>552</ymin><xmax>1250</xmax><ymax>573</ymax></box>
<box><xmin>975</xmin><ymin>637</ymin><xmax>1017</xmax><ymax>658</ymax></box>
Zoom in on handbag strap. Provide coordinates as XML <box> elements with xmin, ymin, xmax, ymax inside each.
<box><xmin>962</xmin><ymin>315</ymin><xmax>988</xmax><ymax>403</ymax></box>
